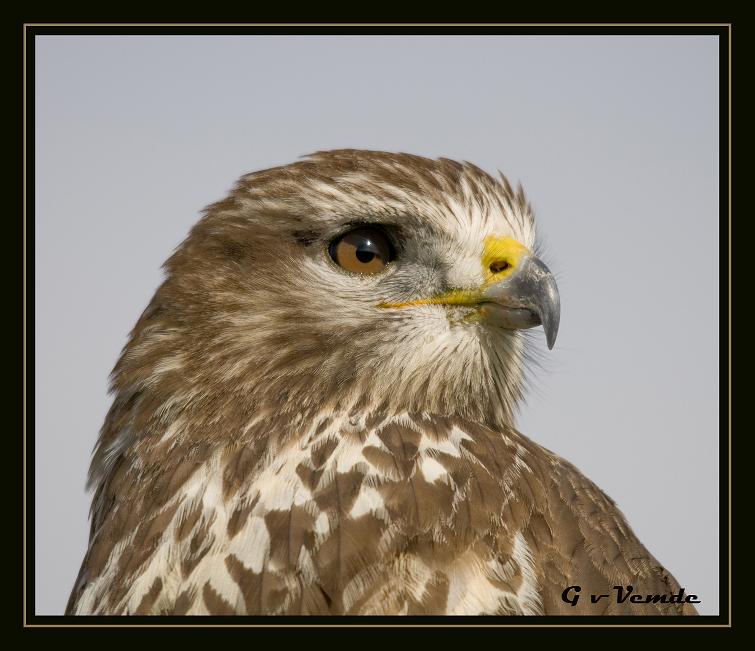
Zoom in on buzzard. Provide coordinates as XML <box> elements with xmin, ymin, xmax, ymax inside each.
<box><xmin>67</xmin><ymin>150</ymin><xmax>696</xmax><ymax>616</ymax></box>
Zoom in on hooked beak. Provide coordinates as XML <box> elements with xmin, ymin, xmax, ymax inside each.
<box><xmin>480</xmin><ymin>254</ymin><xmax>560</xmax><ymax>349</ymax></box>
<box><xmin>378</xmin><ymin>237</ymin><xmax>560</xmax><ymax>349</ymax></box>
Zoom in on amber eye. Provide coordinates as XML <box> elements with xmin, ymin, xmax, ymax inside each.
<box><xmin>328</xmin><ymin>227</ymin><xmax>394</xmax><ymax>275</ymax></box>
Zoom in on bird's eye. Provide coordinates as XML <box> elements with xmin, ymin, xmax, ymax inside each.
<box><xmin>328</xmin><ymin>227</ymin><xmax>394</xmax><ymax>275</ymax></box>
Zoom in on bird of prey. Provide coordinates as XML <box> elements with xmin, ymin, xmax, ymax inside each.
<box><xmin>67</xmin><ymin>150</ymin><xmax>696</xmax><ymax>616</ymax></box>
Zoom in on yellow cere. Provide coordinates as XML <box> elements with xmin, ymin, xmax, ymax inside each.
<box><xmin>481</xmin><ymin>235</ymin><xmax>530</xmax><ymax>285</ymax></box>
<box><xmin>378</xmin><ymin>235</ymin><xmax>531</xmax><ymax>310</ymax></box>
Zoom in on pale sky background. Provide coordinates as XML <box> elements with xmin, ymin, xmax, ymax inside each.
<box><xmin>34</xmin><ymin>35</ymin><xmax>720</xmax><ymax>616</ymax></box>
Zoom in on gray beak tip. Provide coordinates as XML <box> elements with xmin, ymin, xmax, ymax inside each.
<box><xmin>534</xmin><ymin>264</ymin><xmax>560</xmax><ymax>350</ymax></box>
<box><xmin>542</xmin><ymin>314</ymin><xmax>559</xmax><ymax>350</ymax></box>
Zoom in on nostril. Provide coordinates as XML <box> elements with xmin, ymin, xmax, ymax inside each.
<box><xmin>489</xmin><ymin>260</ymin><xmax>510</xmax><ymax>274</ymax></box>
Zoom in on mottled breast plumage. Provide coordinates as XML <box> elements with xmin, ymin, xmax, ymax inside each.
<box><xmin>68</xmin><ymin>412</ymin><xmax>692</xmax><ymax>616</ymax></box>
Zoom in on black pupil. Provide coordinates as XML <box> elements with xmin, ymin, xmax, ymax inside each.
<box><xmin>356</xmin><ymin>242</ymin><xmax>376</xmax><ymax>263</ymax></box>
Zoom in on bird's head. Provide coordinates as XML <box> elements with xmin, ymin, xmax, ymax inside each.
<box><xmin>111</xmin><ymin>150</ymin><xmax>559</xmax><ymax>442</ymax></box>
